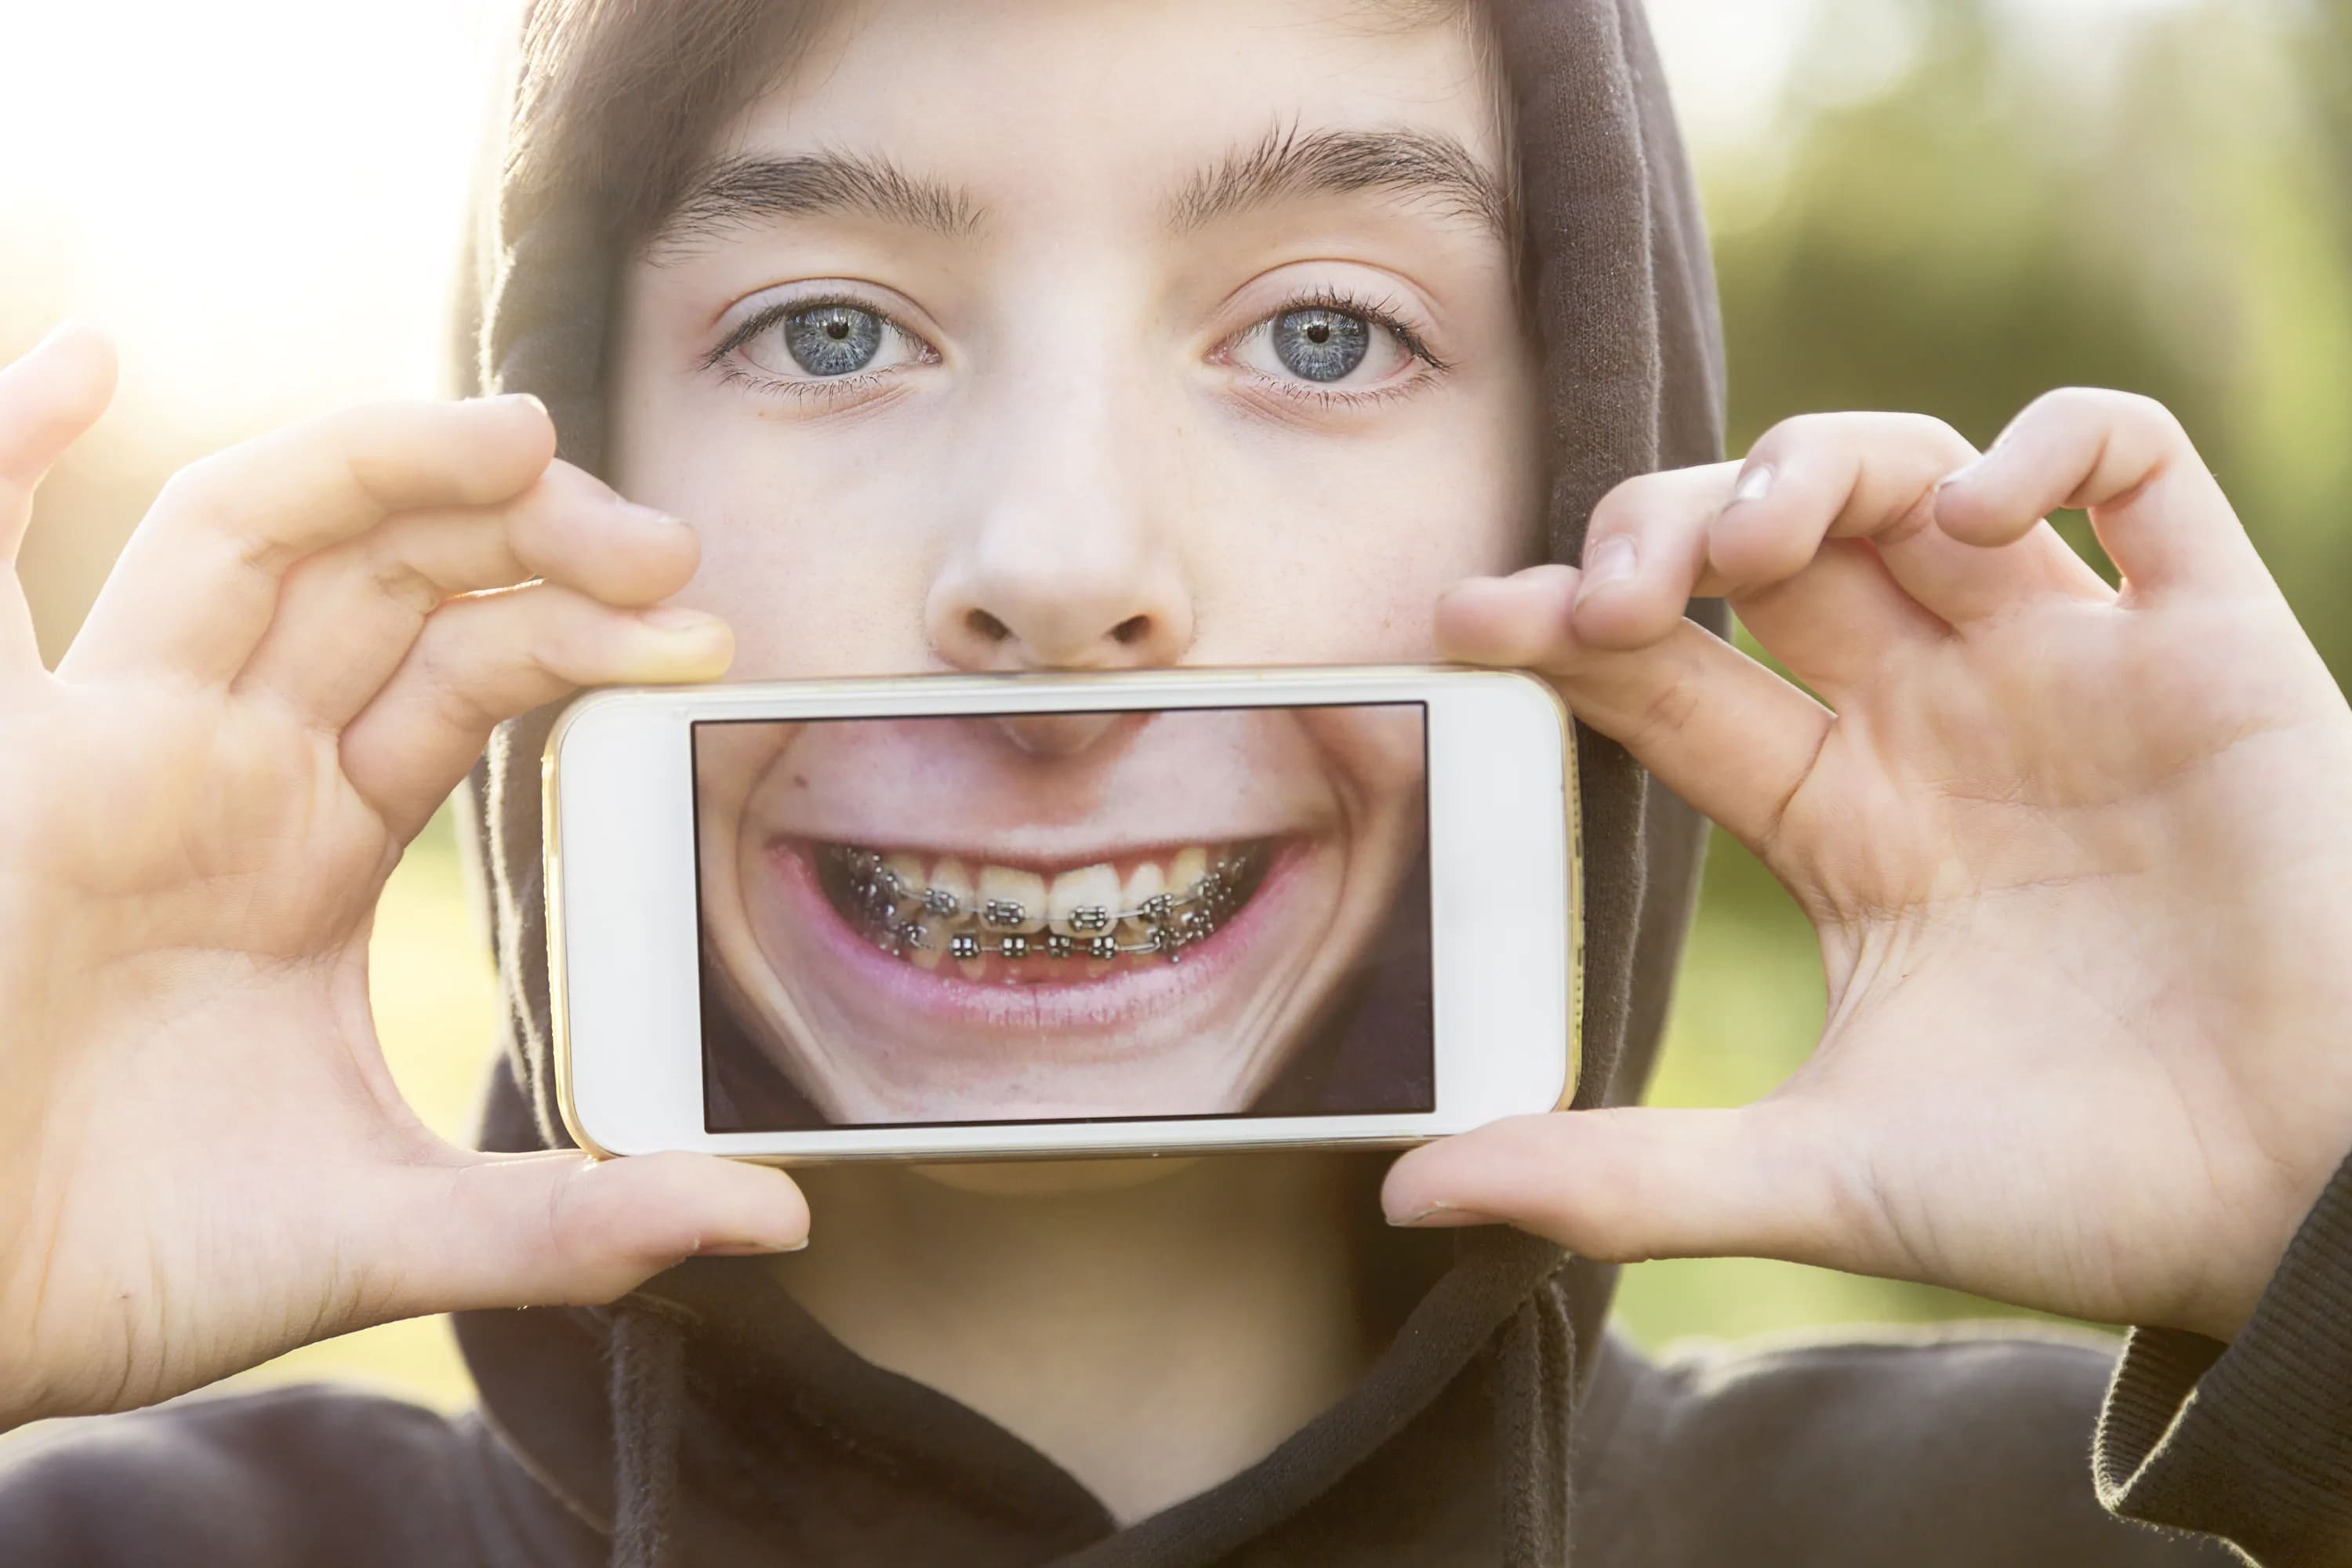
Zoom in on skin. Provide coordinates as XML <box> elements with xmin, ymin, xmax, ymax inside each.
<box><xmin>0</xmin><ymin>0</ymin><xmax>2347</xmax><ymax>1538</ymax></box>
<box><xmin>604</xmin><ymin>0</ymin><xmax>1533</xmax><ymax>1504</ymax></box>
<box><xmin>691</xmin><ymin>702</ymin><xmax>1428</xmax><ymax>1125</ymax></box>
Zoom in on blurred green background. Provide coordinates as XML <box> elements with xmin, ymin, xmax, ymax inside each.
<box><xmin>5</xmin><ymin>0</ymin><xmax>2347</xmax><ymax>1413</ymax></box>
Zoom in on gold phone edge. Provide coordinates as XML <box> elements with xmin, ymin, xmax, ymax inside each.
<box><xmin>544</xmin><ymin>696</ymin><xmax>622</xmax><ymax>1163</ymax></box>
<box><xmin>543</xmin><ymin>666</ymin><xmax>1582</xmax><ymax>1163</ymax></box>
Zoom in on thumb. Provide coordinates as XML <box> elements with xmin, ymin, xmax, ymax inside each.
<box><xmin>1381</xmin><ymin>1105</ymin><xmax>1854</xmax><ymax>1268</ymax></box>
<box><xmin>387</xmin><ymin>1149</ymin><xmax>810</xmax><ymax>1316</ymax></box>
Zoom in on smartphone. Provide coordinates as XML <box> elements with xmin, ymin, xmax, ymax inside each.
<box><xmin>546</xmin><ymin>666</ymin><xmax>1580</xmax><ymax>1163</ymax></box>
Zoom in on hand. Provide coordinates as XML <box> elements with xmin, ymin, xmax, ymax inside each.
<box><xmin>1384</xmin><ymin>392</ymin><xmax>2352</xmax><ymax>1343</ymax></box>
<box><xmin>0</xmin><ymin>324</ymin><xmax>808</xmax><ymax>1428</ymax></box>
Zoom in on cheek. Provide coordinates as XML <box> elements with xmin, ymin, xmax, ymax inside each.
<box><xmin>694</xmin><ymin>501</ymin><xmax>927</xmax><ymax>681</ymax></box>
<box><xmin>615</xmin><ymin>407</ymin><xmax>941</xmax><ymax>680</ymax></box>
<box><xmin>1296</xmin><ymin>706</ymin><xmax>1429</xmax><ymax>822</ymax></box>
<box><xmin>1185</xmin><ymin>409</ymin><xmax>1541</xmax><ymax>665</ymax></box>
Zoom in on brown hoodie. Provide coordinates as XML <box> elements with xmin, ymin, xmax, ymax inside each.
<box><xmin>5</xmin><ymin>2</ymin><xmax>2350</xmax><ymax>1565</ymax></box>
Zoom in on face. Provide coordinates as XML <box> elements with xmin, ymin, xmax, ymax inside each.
<box><xmin>608</xmin><ymin>0</ymin><xmax>1541</xmax><ymax>1127</ymax></box>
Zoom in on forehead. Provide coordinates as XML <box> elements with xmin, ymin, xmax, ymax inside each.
<box><xmin>700</xmin><ymin>0</ymin><xmax>1505</xmax><ymax>234</ymax></box>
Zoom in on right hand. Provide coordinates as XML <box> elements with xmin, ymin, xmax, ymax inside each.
<box><xmin>0</xmin><ymin>324</ymin><xmax>809</xmax><ymax>1428</ymax></box>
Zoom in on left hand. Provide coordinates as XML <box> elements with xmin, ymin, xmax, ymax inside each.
<box><xmin>1383</xmin><ymin>391</ymin><xmax>2352</xmax><ymax>1342</ymax></box>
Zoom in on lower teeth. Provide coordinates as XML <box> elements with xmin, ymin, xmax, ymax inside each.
<box><xmin>825</xmin><ymin>845</ymin><xmax>1261</xmax><ymax>966</ymax></box>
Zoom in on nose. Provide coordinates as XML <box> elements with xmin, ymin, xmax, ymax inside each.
<box><xmin>924</xmin><ymin>364</ymin><xmax>1193</xmax><ymax>675</ymax></box>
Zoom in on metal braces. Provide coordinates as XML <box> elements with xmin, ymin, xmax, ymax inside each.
<box><xmin>827</xmin><ymin>845</ymin><xmax>1257</xmax><ymax>964</ymax></box>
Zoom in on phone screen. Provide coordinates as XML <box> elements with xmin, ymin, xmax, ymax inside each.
<box><xmin>691</xmin><ymin>702</ymin><xmax>1434</xmax><ymax>1130</ymax></box>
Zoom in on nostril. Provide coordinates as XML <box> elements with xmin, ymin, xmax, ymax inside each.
<box><xmin>965</xmin><ymin>608</ymin><xmax>1012</xmax><ymax>643</ymax></box>
<box><xmin>1112</xmin><ymin>615</ymin><xmax>1150</xmax><ymax>645</ymax></box>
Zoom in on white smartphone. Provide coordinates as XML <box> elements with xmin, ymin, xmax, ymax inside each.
<box><xmin>546</xmin><ymin>665</ymin><xmax>1581</xmax><ymax>1163</ymax></box>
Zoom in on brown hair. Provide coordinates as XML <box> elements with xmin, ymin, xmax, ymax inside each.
<box><xmin>500</xmin><ymin>0</ymin><xmax>1502</xmax><ymax>252</ymax></box>
<box><xmin>504</xmin><ymin>0</ymin><xmax>829</xmax><ymax>245</ymax></box>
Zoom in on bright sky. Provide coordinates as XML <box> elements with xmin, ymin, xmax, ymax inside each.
<box><xmin>1</xmin><ymin>0</ymin><xmax>2204</xmax><ymax>436</ymax></box>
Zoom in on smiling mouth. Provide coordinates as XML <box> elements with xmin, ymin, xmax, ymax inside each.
<box><xmin>813</xmin><ymin>840</ymin><xmax>1275</xmax><ymax>974</ymax></box>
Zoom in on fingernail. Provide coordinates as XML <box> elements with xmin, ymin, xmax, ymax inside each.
<box><xmin>1935</xmin><ymin>457</ymin><xmax>1984</xmax><ymax>493</ymax></box>
<box><xmin>488</xmin><ymin>391</ymin><xmax>550</xmax><ymax>418</ymax></box>
<box><xmin>1730</xmin><ymin>464</ymin><xmax>1776</xmax><ymax>506</ymax></box>
<box><xmin>1575</xmin><ymin>535</ymin><xmax>1638</xmax><ymax>605</ymax></box>
<box><xmin>1389</xmin><ymin>1204</ymin><xmax>1501</xmax><ymax>1229</ymax></box>
<box><xmin>36</xmin><ymin>318</ymin><xmax>94</xmax><ymax>351</ymax></box>
<box><xmin>641</xmin><ymin>605</ymin><xmax>725</xmax><ymax>636</ymax></box>
<box><xmin>697</xmin><ymin>1236</ymin><xmax>808</xmax><ymax>1257</ymax></box>
<box><xmin>623</xmin><ymin>500</ymin><xmax>689</xmax><ymax>532</ymax></box>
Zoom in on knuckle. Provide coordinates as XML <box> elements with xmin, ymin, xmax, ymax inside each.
<box><xmin>357</xmin><ymin>540</ymin><xmax>447</xmax><ymax>617</ymax></box>
<box><xmin>408</xmin><ymin>611</ymin><xmax>504</xmax><ymax>729</ymax></box>
<box><xmin>2018</xmin><ymin>387</ymin><xmax>2194</xmax><ymax>470</ymax></box>
<box><xmin>1748</xmin><ymin>411</ymin><xmax>1838</xmax><ymax>461</ymax></box>
<box><xmin>1588</xmin><ymin>473</ymin><xmax>1656</xmax><ymax>535</ymax></box>
<box><xmin>153</xmin><ymin>457</ymin><xmax>234</xmax><ymax>535</ymax></box>
<box><xmin>1620</xmin><ymin>655</ymin><xmax>1706</xmax><ymax>753</ymax></box>
<box><xmin>528</xmin><ymin>597</ymin><xmax>607</xmax><ymax>681</ymax></box>
<box><xmin>156</xmin><ymin>460</ymin><xmax>286</xmax><ymax>579</ymax></box>
<box><xmin>332</xmin><ymin>402</ymin><xmax>440</xmax><ymax>513</ymax></box>
<box><xmin>2024</xmin><ymin>385</ymin><xmax>2166</xmax><ymax>432</ymax></box>
<box><xmin>1894</xmin><ymin>412</ymin><xmax>1973</xmax><ymax>460</ymax></box>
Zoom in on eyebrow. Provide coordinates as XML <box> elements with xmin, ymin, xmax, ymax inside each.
<box><xmin>1168</xmin><ymin>124</ymin><xmax>1512</xmax><ymax>241</ymax></box>
<box><xmin>652</xmin><ymin>151</ymin><xmax>983</xmax><ymax>254</ymax></box>
<box><xmin>649</xmin><ymin>123</ymin><xmax>1511</xmax><ymax>258</ymax></box>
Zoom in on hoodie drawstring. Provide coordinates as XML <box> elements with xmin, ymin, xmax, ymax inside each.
<box><xmin>1498</xmin><ymin>1276</ymin><xmax>1579</xmax><ymax>1568</ymax></box>
<box><xmin>610</xmin><ymin>1297</ymin><xmax>689</xmax><ymax>1568</ymax></box>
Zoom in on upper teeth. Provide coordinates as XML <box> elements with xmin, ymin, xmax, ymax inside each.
<box><xmin>830</xmin><ymin>844</ymin><xmax>1255</xmax><ymax>967</ymax></box>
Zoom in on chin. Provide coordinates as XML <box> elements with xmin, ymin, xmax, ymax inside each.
<box><xmin>907</xmin><ymin>1156</ymin><xmax>1203</xmax><ymax>1197</ymax></box>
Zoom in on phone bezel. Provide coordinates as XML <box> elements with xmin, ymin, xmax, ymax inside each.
<box><xmin>547</xmin><ymin>665</ymin><xmax>1580</xmax><ymax>1162</ymax></box>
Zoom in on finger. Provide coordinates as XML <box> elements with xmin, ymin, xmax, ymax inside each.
<box><xmin>1729</xmin><ymin>541</ymin><xmax>1948</xmax><ymax>699</ymax></box>
<box><xmin>0</xmin><ymin>322</ymin><xmax>118</xmax><ymax>670</ymax></box>
<box><xmin>63</xmin><ymin>394</ymin><xmax>555</xmax><ymax>686</ymax></box>
<box><xmin>238</xmin><ymin>462</ymin><xmax>698</xmax><ymax>729</ymax></box>
<box><xmin>340</xmin><ymin>585</ymin><xmax>731</xmax><ymax>840</ymax></box>
<box><xmin>1574</xmin><ymin>414</ymin><xmax>2107</xmax><ymax>645</ymax></box>
<box><xmin>1439</xmin><ymin>566</ymin><xmax>1832</xmax><ymax>866</ymax></box>
<box><xmin>1569</xmin><ymin>457</ymin><xmax>1947</xmax><ymax>699</ymax></box>
<box><xmin>1566</xmin><ymin>462</ymin><xmax>1738</xmax><ymax>648</ymax></box>
<box><xmin>1933</xmin><ymin>387</ymin><xmax>2265</xmax><ymax>600</ymax></box>
<box><xmin>390</xmin><ymin>1150</ymin><xmax>810</xmax><ymax>1316</ymax></box>
<box><xmin>1730</xmin><ymin>412</ymin><xmax>2109</xmax><ymax>626</ymax></box>
<box><xmin>1381</xmin><ymin>1105</ymin><xmax>1857</xmax><ymax>1271</ymax></box>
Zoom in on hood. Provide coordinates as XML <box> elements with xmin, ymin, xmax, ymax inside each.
<box><xmin>449</xmin><ymin>2</ymin><xmax>1728</xmax><ymax>1563</ymax></box>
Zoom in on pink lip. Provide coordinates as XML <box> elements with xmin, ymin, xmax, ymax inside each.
<box><xmin>761</xmin><ymin>838</ymin><xmax>1304</xmax><ymax>1041</ymax></box>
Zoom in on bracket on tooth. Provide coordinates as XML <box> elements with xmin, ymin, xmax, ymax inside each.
<box><xmin>834</xmin><ymin>844</ymin><xmax>1256</xmax><ymax>964</ymax></box>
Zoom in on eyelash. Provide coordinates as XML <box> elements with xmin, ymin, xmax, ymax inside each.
<box><xmin>701</xmin><ymin>284</ymin><xmax>1451</xmax><ymax>407</ymax></box>
<box><xmin>1221</xmin><ymin>285</ymin><xmax>1452</xmax><ymax>410</ymax></box>
<box><xmin>699</xmin><ymin>292</ymin><xmax>927</xmax><ymax>405</ymax></box>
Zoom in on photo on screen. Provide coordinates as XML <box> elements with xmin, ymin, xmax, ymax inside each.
<box><xmin>691</xmin><ymin>702</ymin><xmax>1434</xmax><ymax>1131</ymax></box>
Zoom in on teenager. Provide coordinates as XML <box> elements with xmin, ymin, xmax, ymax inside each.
<box><xmin>3</xmin><ymin>2</ymin><xmax>2347</xmax><ymax>1563</ymax></box>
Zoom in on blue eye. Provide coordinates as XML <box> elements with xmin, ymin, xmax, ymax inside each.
<box><xmin>1270</xmin><ymin>307</ymin><xmax>1370</xmax><ymax>382</ymax></box>
<box><xmin>783</xmin><ymin>304</ymin><xmax>884</xmax><ymax>376</ymax></box>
